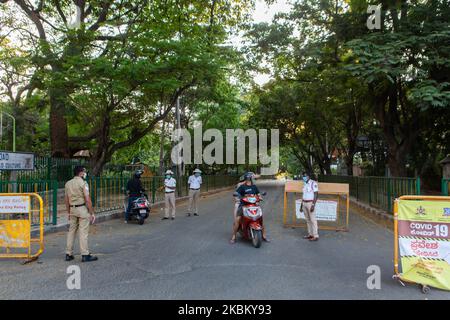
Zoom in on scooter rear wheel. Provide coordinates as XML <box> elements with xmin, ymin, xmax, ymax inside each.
<box><xmin>138</xmin><ymin>216</ymin><xmax>145</xmax><ymax>225</ymax></box>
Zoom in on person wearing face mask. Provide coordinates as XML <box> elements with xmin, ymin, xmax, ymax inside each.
<box><xmin>64</xmin><ymin>166</ymin><xmax>97</xmax><ymax>262</ymax></box>
<box><xmin>187</xmin><ymin>168</ymin><xmax>202</xmax><ymax>216</ymax></box>
<box><xmin>162</xmin><ymin>170</ymin><xmax>177</xmax><ymax>220</ymax></box>
<box><xmin>300</xmin><ymin>171</ymin><xmax>319</xmax><ymax>241</ymax></box>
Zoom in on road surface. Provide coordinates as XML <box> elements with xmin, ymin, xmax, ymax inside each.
<box><xmin>1</xmin><ymin>180</ymin><xmax>449</xmax><ymax>299</ymax></box>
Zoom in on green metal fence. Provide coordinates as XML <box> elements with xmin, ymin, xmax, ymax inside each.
<box><xmin>0</xmin><ymin>174</ymin><xmax>238</xmax><ymax>226</ymax></box>
<box><xmin>0</xmin><ymin>156</ymin><xmax>87</xmax><ymax>184</ymax></box>
<box><xmin>88</xmin><ymin>175</ymin><xmax>238</xmax><ymax>214</ymax></box>
<box><xmin>0</xmin><ymin>179</ymin><xmax>58</xmax><ymax>226</ymax></box>
<box><xmin>442</xmin><ymin>179</ymin><xmax>450</xmax><ymax>196</ymax></box>
<box><xmin>318</xmin><ymin>175</ymin><xmax>421</xmax><ymax>213</ymax></box>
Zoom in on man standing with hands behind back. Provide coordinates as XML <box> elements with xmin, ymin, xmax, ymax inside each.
<box><xmin>300</xmin><ymin>171</ymin><xmax>319</xmax><ymax>241</ymax></box>
<box><xmin>187</xmin><ymin>168</ymin><xmax>202</xmax><ymax>216</ymax></box>
<box><xmin>64</xmin><ymin>166</ymin><xmax>98</xmax><ymax>262</ymax></box>
<box><xmin>162</xmin><ymin>169</ymin><xmax>177</xmax><ymax>220</ymax></box>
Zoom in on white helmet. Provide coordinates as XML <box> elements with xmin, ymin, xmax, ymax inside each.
<box><xmin>193</xmin><ymin>169</ymin><xmax>202</xmax><ymax>174</ymax></box>
<box><xmin>165</xmin><ymin>170</ymin><xmax>174</xmax><ymax>175</ymax></box>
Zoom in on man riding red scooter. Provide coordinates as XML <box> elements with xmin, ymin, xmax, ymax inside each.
<box><xmin>230</xmin><ymin>172</ymin><xmax>269</xmax><ymax>247</ymax></box>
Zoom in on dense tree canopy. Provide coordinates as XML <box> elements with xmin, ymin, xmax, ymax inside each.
<box><xmin>0</xmin><ymin>0</ymin><xmax>448</xmax><ymax>188</ymax></box>
<box><xmin>244</xmin><ymin>0</ymin><xmax>449</xmax><ymax>188</ymax></box>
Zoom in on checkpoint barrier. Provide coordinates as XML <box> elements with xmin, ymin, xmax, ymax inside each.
<box><xmin>0</xmin><ymin>193</ymin><xmax>44</xmax><ymax>262</ymax></box>
<box><xmin>393</xmin><ymin>195</ymin><xmax>450</xmax><ymax>293</ymax></box>
<box><xmin>283</xmin><ymin>180</ymin><xmax>350</xmax><ymax>231</ymax></box>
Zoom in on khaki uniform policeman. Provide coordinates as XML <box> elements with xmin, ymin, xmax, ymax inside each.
<box><xmin>300</xmin><ymin>172</ymin><xmax>319</xmax><ymax>241</ymax></box>
<box><xmin>187</xmin><ymin>169</ymin><xmax>202</xmax><ymax>216</ymax></box>
<box><xmin>64</xmin><ymin>166</ymin><xmax>98</xmax><ymax>262</ymax></box>
<box><xmin>163</xmin><ymin>170</ymin><xmax>176</xmax><ymax>220</ymax></box>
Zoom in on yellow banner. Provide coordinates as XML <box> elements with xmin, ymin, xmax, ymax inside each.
<box><xmin>0</xmin><ymin>220</ymin><xmax>30</xmax><ymax>248</ymax></box>
<box><xmin>398</xmin><ymin>200</ymin><xmax>450</xmax><ymax>291</ymax></box>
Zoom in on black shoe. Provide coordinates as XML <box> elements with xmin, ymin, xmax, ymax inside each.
<box><xmin>171</xmin><ymin>217</ymin><xmax>175</xmax><ymax>220</ymax></box>
<box><xmin>65</xmin><ymin>254</ymin><xmax>74</xmax><ymax>261</ymax></box>
<box><xmin>193</xmin><ymin>213</ymin><xmax>199</xmax><ymax>216</ymax></box>
<box><xmin>186</xmin><ymin>213</ymin><xmax>191</xmax><ymax>217</ymax></box>
<box><xmin>81</xmin><ymin>254</ymin><xmax>98</xmax><ymax>262</ymax></box>
<box><xmin>162</xmin><ymin>217</ymin><xmax>169</xmax><ymax>220</ymax></box>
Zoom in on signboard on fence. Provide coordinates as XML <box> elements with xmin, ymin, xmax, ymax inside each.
<box><xmin>0</xmin><ymin>195</ymin><xmax>30</xmax><ymax>214</ymax></box>
<box><xmin>0</xmin><ymin>151</ymin><xmax>34</xmax><ymax>170</ymax></box>
<box><xmin>295</xmin><ymin>199</ymin><xmax>338</xmax><ymax>221</ymax></box>
<box><xmin>0</xmin><ymin>220</ymin><xmax>30</xmax><ymax>248</ymax></box>
<box><xmin>398</xmin><ymin>200</ymin><xmax>450</xmax><ymax>291</ymax></box>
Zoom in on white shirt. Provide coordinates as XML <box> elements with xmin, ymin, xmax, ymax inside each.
<box><xmin>164</xmin><ymin>177</ymin><xmax>176</xmax><ymax>193</ymax></box>
<box><xmin>188</xmin><ymin>175</ymin><xmax>202</xmax><ymax>189</ymax></box>
<box><xmin>302</xmin><ymin>179</ymin><xmax>319</xmax><ymax>201</ymax></box>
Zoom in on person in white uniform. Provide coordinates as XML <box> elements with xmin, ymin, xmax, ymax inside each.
<box><xmin>300</xmin><ymin>171</ymin><xmax>319</xmax><ymax>241</ymax></box>
<box><xmin>187</xmin><ymin>168</ymin><xmax>202</xmax><ymax>216</ymax></box>
<box><xmin>162</xmin><ymin>170</ymin><xmax>177</xmax><ymax>220</ymax></box>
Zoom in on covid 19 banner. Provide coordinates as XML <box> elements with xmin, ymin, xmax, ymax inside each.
<box><xmin>398</xmin><ymin>200</ymin><xmax>450</xmax><ymax>291</ymax></box>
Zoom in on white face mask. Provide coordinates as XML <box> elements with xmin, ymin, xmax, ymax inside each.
<box><xmin>82</xmin><ymin>172</ymin><xmax>87</xmax><ymax>179</ymax></box>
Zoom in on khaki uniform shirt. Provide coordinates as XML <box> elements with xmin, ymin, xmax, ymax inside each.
<box><xmin>65</xmin><ymin>176</ymin><xmax>90</xmax><ymax>217</ymax></box>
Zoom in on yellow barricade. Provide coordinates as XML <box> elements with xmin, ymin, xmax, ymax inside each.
<box><xmin>394</xmin><ymin>195</ymin><xmax>450</xmax><ymax>293</ymax></box>
<box><xmin>283</xmin><ymin>180</ymin><xmax>350</xmax><ymax>231</ymax></box>
<box><xmin>0</xmin><ymin>193</ymin><xmax>44</xmax><ymax>262</ymax></box>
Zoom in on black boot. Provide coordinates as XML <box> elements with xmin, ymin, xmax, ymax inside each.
<box><xmin>82</xmin><ymin>254</ymin><xmax>98</xmax><ymax>262</ymax></box>
<box><xmin>65</xmin><ymin>254</ymin><xmax>74</xmax><ymax>261</ymax></box>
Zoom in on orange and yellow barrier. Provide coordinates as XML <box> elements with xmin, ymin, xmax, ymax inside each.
<box><xmin>394</xmin><ymin>195</ymin><xmax>450</xmax><ymax>292</ymax></box>
<box><xmin>0</xmin><ymin>193</ymin><xmax>44</xmax><ymax>262</ymax></box>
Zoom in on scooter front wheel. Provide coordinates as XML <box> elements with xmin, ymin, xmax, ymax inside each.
<box><xmin>252</xmin><ymin>229</ymin><xmax>262</xmax><ymax>248</ymax></box>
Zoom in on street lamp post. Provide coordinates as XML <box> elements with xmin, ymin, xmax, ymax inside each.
<box><xmin>0</xmin><ymin>111</ymin><xmax>16</xmax><ymax>152</ymax></box>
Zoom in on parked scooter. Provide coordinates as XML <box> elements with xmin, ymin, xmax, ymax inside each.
<box><xmin>233</xmin><ymin>191</ymin><xmax>267</xmax><ymax>248</ymax></box>
<box><xmin>124</xmin><ymin>191</ymin><xmax>151</xmax><ymax>225</ymax></box>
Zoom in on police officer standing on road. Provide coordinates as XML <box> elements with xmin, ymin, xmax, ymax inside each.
<box><xmin>187</xmin><ymin>169</ymin><xmax>202</xmax><ymax>217</ymax></box>
<box><xmin>162</xmin><ymin>170</ymin><xmax>176</xmax><ymax>220</ymax></box>
<box><xmin>64</xmin><ymin>166</ymin><xmax>98</xmax><ymax>262</ymax></box>
<box><xmin>300</xmin><ymin>171</ymin><xmax>319</xmax><ymax>241</ymax></box>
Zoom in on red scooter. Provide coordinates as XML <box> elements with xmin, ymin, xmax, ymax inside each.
<box><xmin>234</xmin><ymin>192</ymin><xmax>266</xmax><ymax>248</ymax></box>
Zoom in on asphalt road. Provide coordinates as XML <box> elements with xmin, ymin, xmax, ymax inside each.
<box><xmin>1</xmin><ymin>180</ymin><xmax>449</xmax><ymax>299</ymax></box>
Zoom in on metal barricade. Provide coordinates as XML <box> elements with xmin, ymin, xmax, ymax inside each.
<box><xmin>283</xmin><ymin>180</ymin><xmax>350</xmax><ymax>231</ymax></box>
<box><xmin>0</xmin><ymin>193</ymin><xmax>44</xmax><ymax>262</ymax></box>
<box><xmin>393</xmin><ymin>195</ymin><xmax>450</xmax><ymax>293</ymax></box>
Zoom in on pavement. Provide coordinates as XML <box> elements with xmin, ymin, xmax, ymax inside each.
<box><xmin>1</xmin><ymin>180</ymin><xmax>449</xmax><ymax>299</ymax></box>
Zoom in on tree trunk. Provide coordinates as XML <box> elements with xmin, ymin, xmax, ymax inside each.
<box><xmin>159</xmin><ymin>118</ymin><xmax>166</xmax><ymax>175</ymax></box>
<box><xmin>387</xmin><ymin>149</ymin><xmax>407</xmax><ymax>177</ymax></box>
<box><xmin>49</xmin><ymin>87</ymin><xmax>69</xmax><ymax>158</ymax></box>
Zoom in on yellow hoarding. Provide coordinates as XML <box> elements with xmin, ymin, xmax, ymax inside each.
<box><xmin>0</xmin><ymin>220</ymin><xmax>31</xmax><ymax>248</ymax></box>
<box><xmin>398</xmin><ymin>199</ymin><xmax>450</xmax><ymax>291</ymax></box>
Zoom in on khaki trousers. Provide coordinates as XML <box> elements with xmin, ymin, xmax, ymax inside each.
<box><xmin>303</xmin><ymin>201</ymin><xmax>319</xmax><ymax>238</ymax></box>
<box><xmin>164</xmin><ymin>192</ymin><xmax>176</xmax><ymax>218</ymax></box>
<box><xmin>66</xmin><ymin>206</ymin><xmax>90</xmax><ymax>256</ymax></box>
<box><xmin>188</xmin><ymin>189</ymin><xmax>200</xmax><ymax>214</ymax></box>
